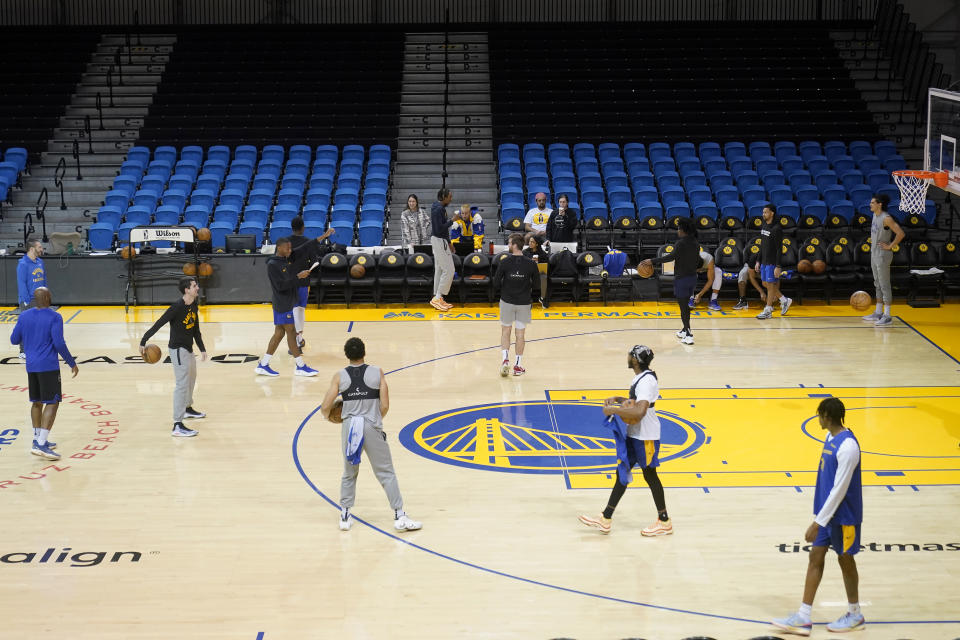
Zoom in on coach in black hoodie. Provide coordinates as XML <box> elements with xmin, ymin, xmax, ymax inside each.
<box><xmin>640</xmin><ymin>218</ymin><xmax>699</xmax><ymax>345</ymax></box>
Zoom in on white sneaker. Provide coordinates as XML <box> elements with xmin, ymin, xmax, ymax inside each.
<box><xmin>338</xmin><ymin>509</ymin><xmax>352</xmax><ymax>531</ymax></box>
<box><xmin>675</xmin><ymin>328</ymin><xmax>688</xmax><ymax>339</ymax></box>
<box><xmin>861</xmin><ymin>312</ymin><xmax>881</xmax><ymax>322</ymax></box>
<box><xmin>756</xmin><ymin>308</ymin><xmax>772</xmax><ymax>320</ymax></box>
<box><xmin>875</xmin><ymin>315</ymin><xmax>893</xmax><ymax>327</ymax></box>
<box><xmin>172</xmin><ymin>423</ymin><xmax>198</xmax><ymax>437</ymax></box>
<box><xmin>394</xmin><ymin>514</ymin><xmax>422</xmax><ymax>531</ymax></box>
<box><xmin>780</xmin><ymin>297</ymin><xmax>792</xmax><ymax>316</ymax></box>
<box><xmin>681</xmin><ymin>333</ymin><xmax>694</xmax><ymax>345</ymax></box>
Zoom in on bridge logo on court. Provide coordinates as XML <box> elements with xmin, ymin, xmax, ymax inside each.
<box><xmin>398</xmin><ymin>401</ymin><xmax>706</xmax><ymax>475</ymax></box>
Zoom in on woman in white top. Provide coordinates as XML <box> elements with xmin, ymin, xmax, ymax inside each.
<box><xmin>579</xmin><ymin>344</ymin><xmax>673</xmax><ymax>536</ymax></box>
<box><xmin>399</xmin><ymin>194</ymin><xmax>431</xmax><ymax>249</ymax></box>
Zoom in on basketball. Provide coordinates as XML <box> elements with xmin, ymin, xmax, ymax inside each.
<box><xmin>812</xmin><ymin>259</ymin><xmax>826</xmax><ymax>274</ymax></box>
<box><xmin>638</xmin><ymin>262</ymin><xmax>654</xmax><ymax>278</ymax></box>
<box><xmin>143</xmin><ymin>344</ymin><xmax>162</xmax><ymax>364</ymax></box>
<box><xmin>328</xmin><ymin>398</ymin><xmax>343</xmax><ymax>424</ymax></box>
<box><xmin>797</xmin><ymin>259</ymin><xmax>812</xmax><ymax>274</ymax></box>
<box><xmin>350</xmin><ymin>264</ymin><xmax>366</xmax><ymax>278</ymax></box>
<box><xmin>182</xmin><ymin>262</ymin><xmax>197</xmax><ymax>276</ymax></box>
<box><xmin>120</xmin><ymin>246</ymin><xmax>133</xmax><ymax>260</ymax></box>
<box><xmin>850</xmin><ymin>290</ymin><xmax>872</xmax><ymax>311</ymax></box>
<box><xmin>197</xmin><ymin>227</ymin><xmax>211</xmax><ymax>243</ymax></box>
<box><xmin>198</xmin><ymin>262</ymin><xmax>213</xmax><ymax>278</ymax></box>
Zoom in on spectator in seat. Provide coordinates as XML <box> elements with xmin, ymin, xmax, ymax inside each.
<box><xmin>546</xmin><ymin>193</ymin><xmax>578</xmax><ymax>243</ymax></box>
<box><xmin>400</xmin><ymin>194</ymin><xmax>431</xmax><ymax>250</ymax></box>
<box><xmin>450</xmin><ymin>204</ymin><xmax>485</xmax><ymax>253</ymax></box>
<box><xmin>524</xmin><ymin>192</ymin><xmax>552</xmax><ymax>240</ymax></box>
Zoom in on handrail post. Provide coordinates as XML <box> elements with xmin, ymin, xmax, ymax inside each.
<box><xmin>35</xmin><ymin>188</ymin><xmax>49</xmax><ymax>243</ymax></box>
<box><xmin>23</xmin><ymin>213</ymin><xmax>35</xmax><ymax>248</ymax></box>
<box><xmin>55</xmin><ymin>158</ymin><xmax>67</xmax><ymax>210</ymax></box>
<box><xmin>107</xmin><ymin>66</ymin><xmax>115</xmax><ymax>107</ymax></box>
<box><xmin>115</xmin><ymin>46</ymin><xmax>123</xmax><ymax>85</ymax></box>
<box><xmin>84</xmin><ymin>114</ymin><xmax>94</xmax><ymax>154</ymax></box>
<box><xmin>95</xmin><ymin>91</ymin><xmax>105</xmax><ymax>129</ymax></box>
<box><xmin>72</xmin><ymin>139</ymin><xmax>82</xmax><ymax>180</ymax></box>
<box><xmin>126</xmin><ymin>31</ymin><xmax>132</xmax><ymax>65</ymax></box>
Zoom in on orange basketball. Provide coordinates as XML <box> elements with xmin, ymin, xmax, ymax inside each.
<box><xmin>350</xmin><ymin>264</ymin><xmax>365</xmax><ymax>278</ymax></box>
<box><xmin>850</xmin><ymin>290</ymin><xmax>872</xmax><ymax>311</ymax></box>
<box><xmin>120</xmin><ymin>246</ymin><xmax>133</xmax><ymax>260</ymax></box>
<box><xmin>197</xmin><ymin>228</ymin><xmax>211</xmax><ymax>243</ymax></box>
<box><xmin>638</xmin><ymin>263</ymin><xmax>654</xmax><ymax>278</ymax></box>
<box><xmin>182</xmin><ymin>262</ymin><xmax>197</xmax><ymax>276</ymax></box>
<box><xmin>328</xmin><ymin>398</ymin><xmax>343</xmax><ymax>424</ymax></box>
<box><xmin>797</xmin><ymin>259</ymin><xmax>812</xmax><ymax>274</ymax></box>
<box><xmin>197</xmin><ymin>262</ymin><xmax>213</xmax><ymax>278</ymax></box>
<box><xmin>143</xmin><ymin>344</ymin><xmax>162</xmax><ymax>364</ymax></box>
<box><xmin>812</xmin><ymin>259</ymin><xmax>827</xmax><ymax>275</ymax></box>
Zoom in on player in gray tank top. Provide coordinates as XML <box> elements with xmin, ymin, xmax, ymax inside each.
<box><xmin>321</xmin><ymin>337</ymin><xmax>422</xmax><ymax>533</ymax></box>
<box><xmin>864</xmin><ymin>193</ymin><xmax>904</xmax><ymax>327</ymax></box>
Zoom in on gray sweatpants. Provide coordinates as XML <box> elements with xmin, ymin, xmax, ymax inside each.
<box><xmin>871</xmin><ymin>251</ymin><xmax>893</xmax><ymax>305</ymax></box>
<box><xmin>170</xmin><ymin>347</ymin><xmax>197</xmax><ymax>422</ymax></box>
<box><xmin>340</xmin><ymin>419</ymin><xmax>403</xmax><ymax>511</ymax></box>
<box><xmin>431</xmin><ymin>235</ymin><xmax>454</xmax><ymax>297</ymax></box>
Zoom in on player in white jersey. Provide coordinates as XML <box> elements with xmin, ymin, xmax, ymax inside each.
<box><xmin>579</xmin><ymin>345</ymin><xmax>672</xmax><ymax>536</ymax></box>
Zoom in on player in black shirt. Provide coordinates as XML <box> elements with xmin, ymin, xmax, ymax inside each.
<box><xmin>755</xmin><ymin>204</ymin><xmax>792</xmax><ymax>319</ymax></box>
<box><xmin>494</xmin><ymin>233</ymin><xmax>539</xmax><ymax>376</ymax></box>
<box><xmin>288</xmin><ymin>216</ymin><xmax>334</xmax><ymax>349</ymax></box>
<box><xmin>640</xmin><ymin>218</ymin><xmax>700</xmax><ymax>345</ymax></box>
<box><xmin>140</xmin><ymin>276</ymin><xmax>207</xmax><ymax>437</ymax></box>
<box><xmin>255</xmin><ymin>237</ymin><xmax>318</xmax><ymax>377</ymax></box>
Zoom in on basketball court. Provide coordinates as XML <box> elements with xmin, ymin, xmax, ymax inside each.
<box><xmin>2</xmin><ymin>298</ymin><xmax>959</xmax><ymax>639</ymax></box>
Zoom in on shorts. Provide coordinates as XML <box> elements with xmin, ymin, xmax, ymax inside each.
<box><xmin>760</xmin><ymin>264</ymin><xmax>779</xmax><ymax>283</ymax></box>
<box><xmin>626</xmin><ymin>438</ymin><xmax>660</xmax><ymax>469</ymax></box>
<box><xmin>296</xmin><ymin>286</ymin><xmax>309</xmax><ymax>308</ymax></box>
<box><xmin>673</xmin><ymin>275</ymin><xmax>696</xmax><ymax>300</ymax></box>
<box><xmin>499</xmin><ymin>300</ymin><xmax>532</xmax><ymax>329</ymax></box>
<box><xmin>814</xmin><ymin>522</ymin><xmax>861</xmax><ymax>556</ymax></box>
<box><xmin>273</xmin><ymin>310</ymin><xmax>295</xmax><ymax>325</ymax></box>
<box><xmin>28</xmin><ymin>370</ymin><xmax>62</xmax><ymax>404</ymax></box>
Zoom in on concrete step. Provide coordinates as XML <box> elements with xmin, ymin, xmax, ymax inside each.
<box><xmin>47</xmin><ymin>140</ymin><xmax>135</xmax><ymax>154</ymax></box>
<box><xmin>403</xmin><ymin>82</ymin><xmax>489</xmax><ymax>94</ymax></box>
<box><xmin>396</xmin><ymin>149</ymin><xmax>493</xmax><ymax>163</ymax></box>
<box><xmin>65</xmin><ymin>105</ymin><xmax>149</xmax><ymax>117</ymax></box>
<box><xmin>399</xmin><ymin>125</ymin><xmax>492</xmax><ymax>138</ymax></box>
<box><xmin>91</xmin><ymin>53</ymin><xmax>169</xmax><ymax>64</ymax></box>
<box><xmin>861</xmin><ymin>88</ymin><xmax>907</xmax><ymax>101</ymax></box>
<box><xmin>20</xmin><ymin>175</ymin><xmax>115</xmax><ymax>192</ymax></box>
<box><xmin>24</xmin><ymin>164</ymin><xmax>120</xmax><ymax>179</ymax></box>
<box><xmin>61</xmin><ymin>115</ymin><xmax>145</xmax><ymax>129</ymax></box>
<box><xmin>81</xmin><ymin>72</ymin><xmax>163</xmax><ymax>84</ymax></box>
<box><xmin>76</xmin><ymin>84</ymin><xmax>158</xmax><ymax>96</ymax></box>
<box><xmin>71</xmin><ymin>94</ymin><xmax>154</xmax><ymax>107</ymax></box>
<box><xmin>402</xmin><ymin>71</ymin><xmax>490</xmax><ymax>82</ymax></box>
<box><xmin>404</xmin><ymin>52</ymin><xmax>489</xmax><ymax>63</ymax></box>
<box><xmin>101</xmin><ymin>34</ymin><xmax>177</xmax><ymax>46</ymax></box>
<box><xmin>42</xmin><ymin>151</ymin><xmax>130</xmax><ymax>166</ymax></box>
<box><xmin>399</xmin><ymin>114</ymin><xmax>491</xmax><ymax>127</ymax></box>
<box><xmin>854</xmin><ymin>78</ymin><xmax>904</xmax><ymax>91</ymax></box>
<box><xmin>53</xmin><ymin>128</ymin><xmax>139</xmax><ymax>142</ymax></box>
<box><xmin>87</xmin><ymin>62</ymin><xmax>166</xmax><ymax>74</ymax></box>
<box><xmin>849</xmin><ymin>67</ymin><xmax>895</xmax><ymax>81</ymax></box>
<box><xmin>398</xmin><ymin>137</ymin><xmax>491</xmax><ymax>151</ymax></box>
<box><xmin>95</xmin><ymin>43</ymin><xmax>174</xmax><ymax>55</ymax></box>
<box><xmin>403</xmin><ymin>61</ymin><xmax>487</xmax><ymax>73</ymax></box>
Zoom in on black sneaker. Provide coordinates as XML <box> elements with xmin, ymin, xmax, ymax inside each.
<box><xmin>172</xmin><ymin>422</ymin><xmax>198</xmax><ymax>437</ymax></box>
<box><xmin>184</xmin><ymin>406</ymin><xmax>206</xmax><ymax>419</ymax></box>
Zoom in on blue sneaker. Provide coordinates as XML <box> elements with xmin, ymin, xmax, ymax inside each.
<box><xmin>31</xmin><ymin>441</ymin><xmax>61</xmax><ymax>461</ymax></box>
<box><xmin>771</xmin><ymin>612</ymin><xmax>812</xmax><ymax>636</ymax></box>
<box><xmin>826</xmin><ymin>611</ymin><xmax>865</xmax><ymax>633</ymax></box>
<box><xmin>295</xmin><ymin>364</ymin><xmax>318</xmax><ymax>377</ymax></box>
<box><xmin>255</xmin><ymin>363</ymin><xmax>280</xmax><ymax>377</ymax></box>
<box><xmin>708</xmin><ymin>299</ymin><xmax>722</xmax><ymax>311</ymax></box>
<box><xmin>688</xmin><ymin>296</ymin><xmax>697</xmax><ymax>308</ymax></box>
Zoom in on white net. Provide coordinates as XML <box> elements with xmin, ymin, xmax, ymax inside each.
<box><xmin>892</xmin><ymin>173</ymin><xmax>931</xmax><ymax>215</ymax></box>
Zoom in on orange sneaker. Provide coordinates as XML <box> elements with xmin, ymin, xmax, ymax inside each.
<box><xmin>641</xmin><ymin>518</ymin><xmax>673</xmax><ymax>536</ymax></box>
<box><xmin>578</xmin><ymin>513</ymin><xmax>612</xmax><ymax>534</ymax></box>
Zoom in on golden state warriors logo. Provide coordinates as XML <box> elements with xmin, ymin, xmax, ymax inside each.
<box><xmin>399</xmin><ymin>401</ymin><xmax>706</xmax><ymax>475</ymax></box>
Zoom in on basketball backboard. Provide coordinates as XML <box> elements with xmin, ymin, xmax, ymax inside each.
<box><xmin>926</xmin><ymin>87</ymin><xmax>960</xmax><ymax>195</ymax></box>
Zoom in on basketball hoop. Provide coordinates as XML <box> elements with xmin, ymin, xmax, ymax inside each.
<box><xmin>891</xmin><ymin>170</ymin><xmax>949</xmax><ymax>214</ymax></box>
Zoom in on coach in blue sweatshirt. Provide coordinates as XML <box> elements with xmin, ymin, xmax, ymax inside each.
<box><xmin>9</xmin><ymin>287</ymin><xmax>78</xmax><ymax>461</ymax></box>
<box><xmin>17</xmin><ymin>238</ymin><xmax>46</xmax><ymax>307</ymax></box>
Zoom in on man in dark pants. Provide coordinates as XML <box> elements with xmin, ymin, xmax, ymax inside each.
<box><xmin>255</xmin><ymin>237</ymin><xmax>318</xmax><ymax>377</ymax></box>
<box><xmin>9</xmin><ymin>287</ymin><xmax>78</xmax><ymax>460</ymax></box>
<box><xmin>139</xmin><ymin>276</ymin><xmax>207</xmax><ymax>437</ymax></box>
<box><xmin>288</xmin><ymin>216</ymin><xmax>334</xmax><ymax>349</ymax></box>
<box><xmin>639</xmin><ymin>218</ymin><xmax>700</xmax><ymax>345</ymax></box>
<box><xmin>755</xmin><ymin>203</ymin><xmax>792</xmax><ymax>319</ymax></box>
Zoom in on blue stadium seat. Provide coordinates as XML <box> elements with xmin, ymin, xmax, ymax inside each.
<box><xmin>857</xmin><ymin>155</ymin><xmax>881</xmax><ymax>173</ymax></box>
<box><xmin>708</xmin><ymin>171</ymin><xmax>733</xmax><ymax>189</ymax></box>
<box><xmin>501</xmin><ymin>206</ymin><xmax>524</xmax><ymax>228</ymax></box>
<box><xmin>234</xmin><ymin>145</ymin><xmax>258</xmax><ymax>164</ymax></box>
<box><xmin>316</xmin><ymin>144</ymin><xmax>339</xmax><ymax>165</ymax></box>
<box><xmin>749</xmin><ymin>141</ymin><xmax>771</xmax><ymax>160</ymax></box>
<box><xmin>798</xmin><ymin>141</ymin><xmax>822</xmax><ymax>161</ymax></box>
<box><xmin>874</xmin><ymin>141</ymin><xmax>897</xmax><ymax>161</ymax></box>
<box><xmin>302</xmin><ymin>203</ymin><xmax>328</xmax><ymax>223</ymax></box>
<box><xmin>272</xmin><ymin>205</ymin><xmax>298</xmax><ymax>224</ymax></box>
<box><xmin>823</xmin><ymin>141</ymin><xmax>846</xmax><ymax>160</ymax></box>
<box><xmin>840</xmin><ymin>170</ymin><xmax>865</xmax><ymax>192</ymax></box>
<box><xmin>96</xmin><ymin>206</ymin><xmax>123</xmax><ymax>229</ymax></box>
<box><xmin>104</xmin><ymin>190</ymin><xmax>130</xmax><ymax>212</ymax></box>
<box><xmin>303</xmin><ymin>221</ymin><xmax>326</xmax><ymax>238</ymax></box>
<box><xmin>713</xmin><ymin>186</ymin><xmax>739</xmax><ymax>207</ymax></box>
<box><xmin>126</xmin><ymin>146</ymin><xmax>151</xmax><ymax>168</ymax></box>
<box><xmin>213</xmin><ymin>205</ymin><xmax>240</xmax><ymax>227</ymax></box>
<box><xmin>806</xmin><ymin>156</ymin><xmax>830</xmax><ymax>176</ymax></box>
<box><xmin>132</xmin><ymin>192</ymin><xmax>158</xmax><ymax>213</ymax></box>
<box><xmin>289</xmin><ymin>144</ymin><xmax>313</xmax><ymax>164</ymax></box>
<box><xmin>239</xmin><ymin>221</ymin><xmax>266</xmax><ymax>246</ymax></box>
<box><xmin>209</xmin><ymin>221</ymin><xmax>236</xmax><ymax>247</ymax></box>
<box><xmin>206</xmin><ymin>146</ymin><xmax>230</xmax><ymax>165</ymax></box>
<box><xmin>821</xmin><ymin>185</ymin><xmax>846</xmax><ymax>208</ymax></box>
<box><xmin>117</xmin><ymin>222</ymin><xmax>139</xmax><ymax>246</ymax></box>
<box><xmin>182</xmin><ymin>206</ymin><xmax>210</xmax><ymax>229</ymax></box>
<box><xmin>330</xmin><ymin>222</ymin><xmax>354</xmax><ymax>246</ymax></box>
<box><xmin>867</xmin><ymin>169</ymin><xmax>891</xmax><ymax>191</ymax></box>
<box><xmin>802</xmin><ymin>201</ymin><xmax>828</xmax><ymax>224</ymax></box>
<box><xmin>342</xmin><ymin>145</ymin><xmax>365</xmax><ymax>165</ymax></box>
<box><xmin>358</xmin><ymin>220</ymin><xmax>384</xmax><ymax>246</ymax></box>
<box><xmin>154</xmin><ymin>206</ymin><xmax>181</xmax><ymax>226</ymax></box>
<box><xmin>241</xmin><ymin>205</ymin><xmax>268</xmax><ymax>226</ymax></box>
<box><xmin>794</xmin><ymin>185</ymin><xmax>819</xmax><ymax>207</ymax></box>
<box><xmin>767</xmin><ymin>185</ymin><xmax>792</xmax><ymax>206</ymax></box>
<box><xmin>277</xmin><ymin>188</ymin><xmax>303</xmax><ymax>209</ymax></box>
<box><xmin>87</xmin><ymin>223</ymin><xmax>115</xmax><ymax>251</ymax></box>
<box><xmin>788</xmin><ymin>170</ymin><xmax>812</xmax><ymax>190</ymax></box>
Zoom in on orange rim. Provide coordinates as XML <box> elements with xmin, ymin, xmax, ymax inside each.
<box><xmin>892</xmin><ymin>169</ymin><xmax>949</xmax><ymax>188</ymax></box>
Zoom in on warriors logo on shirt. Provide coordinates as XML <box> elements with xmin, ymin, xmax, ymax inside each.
<box><xmin>399</xmin><ymin>400</ymin><xmax>706</xmax><ymax>475</ymax></box>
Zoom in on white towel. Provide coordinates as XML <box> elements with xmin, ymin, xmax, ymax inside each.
<box><xmin>345</xmin><ymin>416</ymin><xmax>365</xmax><ymax>464</ymax></box>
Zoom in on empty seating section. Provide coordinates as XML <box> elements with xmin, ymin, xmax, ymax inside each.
<box><xmin>137</xmin><ymin>28</ymin><xmax>403</xmax><ymax>149</ymax></box>
<box><xmin>498</xmin><ymin>140</ymin><xmax>917</xmax><ymax>240</ymax></box>
<box><xmin>89</xmin><ymin>144</ymin><xmax>392</xmax><ymax>250</ymax></box>
<box><xmin>490</xmin><ymin>24</ymin><xmax>879</xmax><ymax>143</ymax></box>
<box><xmin>0</xmin><ymin>148</ymin><xmax>30</xmax><ymax>210</ymax></box>
<box><xmin>0</xmin><ymin>30</ymin><xmax>98</xmax><ymax>159</ymax></box>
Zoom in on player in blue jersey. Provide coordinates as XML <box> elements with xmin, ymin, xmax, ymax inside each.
<box><xmin>772</xmin><ymin>398</ymin><xmax>865</xmax><ymax>635</ymax></box>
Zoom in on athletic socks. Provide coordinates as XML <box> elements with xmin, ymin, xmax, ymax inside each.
<box><xmin>848</xmin><ymin>603</ymin><xmax>861</xmax><ymax>616</ymax></box>
<box><xmin>260</xmin><ymin>353</ymin><xmax>273</xmax><ymax>366</ymax></box>
<box><xmin>875</xmin><ymin>302</ymin><xmax>883</xmax><ymax>315</ymax></box>
<box><xmin>658</xmin><ymin>510</ymin><xmax>669</xmax><ymax>522</ymax></box>
<box><xmin>798</xmin><ymin>603</ymin><xmax>812</xmax><ymax>621</ymax></box>
<box><xmin>33</xmin><ymin>427</ymin><xmax>40</xmax><ymax>439</ymax></box>
<box><xmin>710</xmin><ymin>292</ymin><xmax>719</xmax><ymax>301</ymax></box>
<box><xmin>501</xmin><ymin>349</ymin><xmax>508</xmax><ymax>361</ymax></box>
<box><xmin>295</xmin><ymin>356</ymin><xmax>305</xmax><ymax>367</ymax></box>
<box><xmin>515</xmin><ymin>355</ymin><xmax>522</xmax><ymax>366</ymax></box>
<box><xmin>883</xmin><ymin>304</ymin><xmax>891</xmax><ymax>316</ymax></box>
<box><xmin>778</xmin><ymin>295</ymin><xmax>787</xmax><ymax>305</ymax></box>
<box><xmin>36</xmin><ymin>429</ymin><xmax>50</xmax><ymax>446</ymax></box>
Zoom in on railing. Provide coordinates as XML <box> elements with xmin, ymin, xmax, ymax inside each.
<box><xmin>55</xmin><ymin>158</ymin><xmax>67</xmax><ymax>210</ymax></box>
<box><xmin>0</xmin><ymin>0</ymin><xmax>881</xmax><ymax>25</ymax></box>
<box><xmin>106</xmin><ymin>66</ymin><xmax>115</xmax><ymax>107</ymax></box>
<box><xmin>95</xmin><ymin>92</ymin><xmax>105</xmax><ymax>130</ymax></box>
<box><xmin>84</xmin><ymin>115</ymin><xmax>94</xmax><ymax>154</ymax></box>
<box><xmin>34</xmin><ymin>188</ymin><xmax>49</xmax><ymax>244</ymax></box>
<box><xmin>72</xmin><ymin>139</ymin><xmax>83</xmax><ymax>180</ymax></box>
